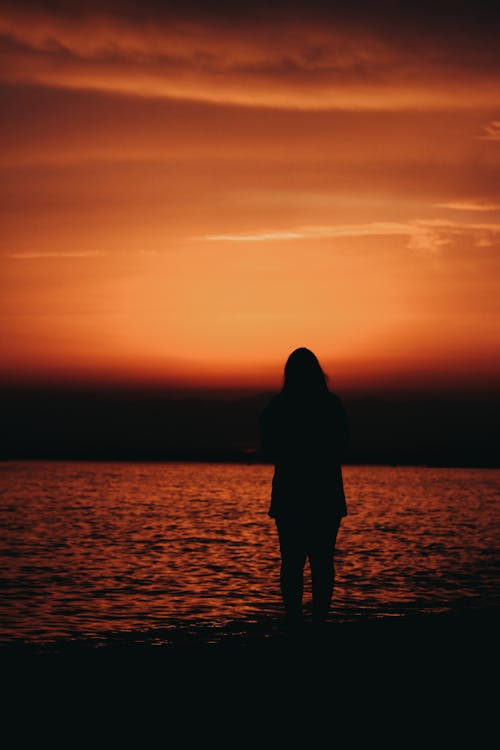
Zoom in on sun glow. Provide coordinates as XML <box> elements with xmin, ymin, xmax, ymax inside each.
<box><xmin>1</xmin><ymin>2</ymin><xmax>499</xmax><ymax>391</ymax></box>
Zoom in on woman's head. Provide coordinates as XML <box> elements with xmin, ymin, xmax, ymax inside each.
<box><xmin>283</xmin><ymin>347</ymin><xmax>328</xmax><ymax>394</ymax></box>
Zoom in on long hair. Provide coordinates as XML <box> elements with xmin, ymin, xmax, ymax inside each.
<box><xmin>282</xmin><ymin>347</ymin><xmax>329</xmax><ymax>395</ymax></box>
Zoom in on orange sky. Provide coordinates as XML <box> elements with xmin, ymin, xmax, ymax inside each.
<box><xmin>1</xmin><ymin>1</ymin><xmax>499</xmax><ymax>391</ymax></box>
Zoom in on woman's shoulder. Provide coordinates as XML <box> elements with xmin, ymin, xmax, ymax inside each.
<box><xmin>327</xmin><ymin>390</ymin><xmax>343</xmax><ymax>404</ymax></box>
<box><xmin>325</xmin><ymin>390</ymin><xmax>347</xmax><ymax>414</ymax></box>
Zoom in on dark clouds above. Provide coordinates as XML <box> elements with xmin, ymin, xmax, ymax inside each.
<box><xmin>1</xmin><ymin>0</ymin><xmax>500</xmax><ymax>109</ymax></box>
<box><xmin>2</xmin><ymin>1</ymin><xmax>499</xmax><ymax>28</ymax></box>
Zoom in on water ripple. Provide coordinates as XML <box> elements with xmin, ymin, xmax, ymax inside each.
<box><xmin>0</xmin><ymin>461</ymin><xmax>499</xmax><ymax>643</ymax></box>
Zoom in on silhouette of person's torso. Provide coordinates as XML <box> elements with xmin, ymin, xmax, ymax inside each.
<box><xmin>260</xmin><ymin>390</ymin><xmax>348</xmax><ymax>520</ymax></box>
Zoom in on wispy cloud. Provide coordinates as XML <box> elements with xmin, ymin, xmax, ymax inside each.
<box><xmin>8</xmin><ymin>251</ymin><xmax>106</xmax><ymax>259</ymax></box>
<box><xmin>477</xmin><ymin>120</ymin><xmax>500</xmax><ymax>141</ymax></box>
<box><xmin>206</xmin><ymin>222</ymin><xmax>414</xmax><ymax>242</ymax></box>
<box><xmin>201</xmin><ymin>219</ymin><xmax>500</xmax><ymax>253</ymax></box>
<box><xmin>205</xmin><ymin>231</ymin><xmax>304</xmax><ymax>242</ymax></box>
<box><xmin>436</xmin><ymin>200</ymin><xmax>500</xmax><ymax>212</ymax></box>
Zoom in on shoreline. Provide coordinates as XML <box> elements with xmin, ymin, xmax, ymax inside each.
<box><xmin>2</xmin><ymin>607</ymin><xmax>497</xmax><ymax>655</ymax></box>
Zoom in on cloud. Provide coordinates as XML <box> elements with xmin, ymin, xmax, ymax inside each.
<box><xmin>8</xmin><ymin>250</ymin><xmax>106</xmax><ymax>259</ymax></box>
<box><xmin>206</xmin><ymin>222</ymin><xmax>412</xmax><ymax>242</ymax></box>
<box><xmin>436</xmin><ymin>200</ymin><xmax>500</xmax><ymax>211</ymax></box>
<box><xmin>0</xmin><ymin>2</ymin><xmax>499</xmax><ymax>110</ymax></box>
<box><xmin>202</xmin><ymin>218</ymin><xmax>500</xmax><ymax>253</ymax></box>
<box><xmin>205</xmin><ymin>231</ymin><xmax>304</xmax><ymax>242</ymax></box>
<box><xmin>478</xmin><ymin>120</ymin><xmax>500</xmax><ymax>141</ymax></box>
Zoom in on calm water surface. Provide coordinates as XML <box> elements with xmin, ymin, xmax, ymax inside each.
<box><xmin>0</xmin><ymin>461</ymin><xmax>498</xmax><ymax>642</ymax></box>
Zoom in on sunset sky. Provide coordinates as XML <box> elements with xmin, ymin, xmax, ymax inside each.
<box><xmin>1</xmin><ymin>0</ymin><xmax>499</xmax><ymax>392</ymax></box>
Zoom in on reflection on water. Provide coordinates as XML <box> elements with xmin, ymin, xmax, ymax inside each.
<box><xmin>0</xmin><ymin>461</ymin><xmax>498</xmax><ymax>642</ymax></box>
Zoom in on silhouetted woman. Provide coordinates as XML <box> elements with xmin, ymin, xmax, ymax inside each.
<box><xmin>260</xmin><ymin>347</ymin><xmax>348</xmax><ymax>626</ymax></box>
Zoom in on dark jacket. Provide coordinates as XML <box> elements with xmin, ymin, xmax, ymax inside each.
<box><xmin>259</xmin><ymin>390</ymin><xmax>348</xmax><ymax>520</ymax></box>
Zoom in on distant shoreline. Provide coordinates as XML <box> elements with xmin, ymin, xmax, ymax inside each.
<box><xmin>3</xmin><ymin>388</ymin><xmax>499</xmax><ymax>469</ymax></box>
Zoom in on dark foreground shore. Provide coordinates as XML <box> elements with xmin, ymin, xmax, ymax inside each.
<box><xmin>3</xmin><ymin>608</ymin><xmax>497</xmax><ymax>741</ymax></box>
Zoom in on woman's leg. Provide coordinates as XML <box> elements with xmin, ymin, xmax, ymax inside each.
<box><xmin>276</xmin><ymin>518</ymin><xmax>307</xmax><ymax>622</ymax></box>
<box><xmin>308</xmin><ymin>519</ymin><xmax>341</xmax><ymax>622</ymax></box>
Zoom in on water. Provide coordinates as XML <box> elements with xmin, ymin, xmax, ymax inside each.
<box><xmin>0</xmin><ymin>461</ymin><xmax>498</xmax><ymax>644</ymax></box>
